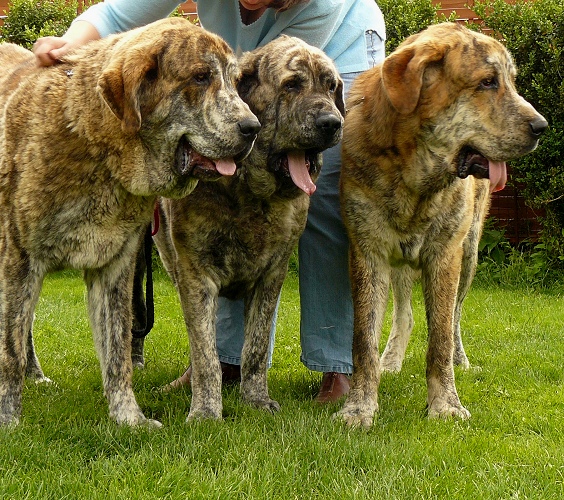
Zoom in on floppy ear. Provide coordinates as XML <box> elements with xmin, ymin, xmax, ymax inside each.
<box><xmin>382</xmin><ymin>41</ymin><xmax>445</xmax><ymax>115</ymax></box>
<box><xmin>335</xmin><ymin>77</ymin><xmax>346</xmax><ymax>117</ymax></box>
<box><xmin>97</xmin><ymin>50</ymin><xmax>158</xmax><ymax>135</ymax></box>
<box><xmin>237</xmin><ymin>54</ymin><xmax>261</xmax><ymax>102</ymax></box>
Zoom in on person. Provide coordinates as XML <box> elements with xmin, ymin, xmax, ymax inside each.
<box><xmin>33</xmin><ymin>0</ymin><xmax>386</xmax><ymax>403</ymax></box>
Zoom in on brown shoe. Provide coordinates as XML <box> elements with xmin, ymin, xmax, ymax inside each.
<box><xmin>314</xmin><ymin>372</ymin><xmax>350</xmax><ymax>403</ymax></box>
<box><xmin>161</xmin><ymin>362</ymin><xmax>241</xmax><ymax>392</ymax></box>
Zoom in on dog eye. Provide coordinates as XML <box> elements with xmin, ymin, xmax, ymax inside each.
<box><xmin>479</xmin><ymin>77</ymin><xmax>498</xmax><ymax>90</ymax></box>
<box><xmin>328</xmin><ymin>81</ymin><xmax>337</xmax><ymax>93</ymax></box>
<box><xmin>284</xmin><ymin>78</ymin><xmax>302</xmax><ymax>92</ymax></box>
<box><xmin>193</xmin><ymin>72</ymin><xmax>211</xmax><ymax>85</ymax></box>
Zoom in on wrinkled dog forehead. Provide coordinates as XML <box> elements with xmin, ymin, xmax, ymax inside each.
<box><xmin>158</xmin><ymin>30</ymin><xmax>239</xmax><ymax>81</ymax></box>
<box><xmin>252</xmin><ymin>35</ymin><xmax>339</xmax><ymax>80</ymax></box>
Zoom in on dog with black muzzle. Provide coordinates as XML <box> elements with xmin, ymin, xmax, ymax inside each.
<box><xmin>154</xmin><ymin>35</ymin><xmax>345</xmax><ymax>421</ymax></box>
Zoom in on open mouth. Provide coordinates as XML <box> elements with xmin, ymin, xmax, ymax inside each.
<box><xmin>457</xmin><ymin>146</ymin><xmax>507</xmax><ymax>193</ymax></box>
<box><xmin>175</xmin><ymin>137</ymin><xmax>237</xmax><ymax>180</ymax></box>
<box><xmin>273</xmin><ymin>149</ymin><xmax>321</xmax><ymax>196</ymax></box>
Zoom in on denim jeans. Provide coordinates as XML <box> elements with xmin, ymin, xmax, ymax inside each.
<box><xmin>215</xmin><ymin>30</ymin><xmax>385</xmax><ymax>373</ymax></box>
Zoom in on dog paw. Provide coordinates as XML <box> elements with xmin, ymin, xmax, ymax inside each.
<box><xmin>0</xmin><ymin>414</ymin><xmax>20</xmax><ymax>427</ymax></box>
<box><xmin>115</xmin><ymin>415</ymin><xmax>163</xmax><ymax>428</ymax></box>
<box><xmin>33</xmin><ymin>376</ymin><xmax>53</xmax><ymax>384</ymax></box>
<box><xmin>250</xmin><ymin>398</ymin><xmax>281</xmax><ymax>414</ymax></box>
<box><xmin>380</xmin><ymin>356</ymin><xmax>403</xmax><ymax>373</ymax></box>
<box><xmin>186</xmin><ymin>407</ymin><xmax>223</xmax><ymax>421</ymax></box>
<box><xmin>428</xmin><ymin>400</ymin><xmax>471</xmax><ymax>420</ymax></box>
<box><xmin>141</xmin><ymin>418</ymin><xmax>163</xmax><ymax>429</ymax></box>
<box><xmin>111</xmin><ymin>405</ymin><xmax>162</xmax><ymax>428</ymax></box>
<box><xmin>453</xmin><ymin>355</ymin><xmax>471</xmax><ymax>370</ymax></box>
<box><xmin>333</xmin><ymin>403</ymin><xmax>377</xmax><ymax>429</ymax></box>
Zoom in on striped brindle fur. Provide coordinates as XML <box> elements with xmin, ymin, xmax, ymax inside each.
<box><xmin>153</xmin><ymin>35</ymin><xmax>344</xmax><ymax>421</ymax></box>
<box><xmin>0</xmin><ymin>18</ymin><xmax>260</xmax><ymax>427</ymax></box>
<box><xmin>337</xmin><ymin>23</ymin><xmax>547</xmax><ymax>428</ymax></box>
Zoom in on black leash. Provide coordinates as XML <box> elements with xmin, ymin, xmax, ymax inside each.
<box><xmin>131</xmin><ymin>224</ymin><xmax>154</xmax><ymax>339</ymax></box>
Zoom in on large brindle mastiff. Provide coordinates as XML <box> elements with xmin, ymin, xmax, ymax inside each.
<box><xmin>337</xmin><ymin>23</ymin><xmax>547</xmax><ymax>428</ymax></box>
<box><xmin>0</xmin><ymin>18</ymin><xmax>260</xmax><ymax>427</ymax></box>
<box><xmin>153</xmin><ymin>35</ymin><xmax>345</xmax><ymax>421</ymax></box>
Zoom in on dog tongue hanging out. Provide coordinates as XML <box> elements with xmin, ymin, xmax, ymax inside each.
<box><xmin>287</xmin><ymin>150</ymin><xmax>317</xmax><ymax>195</ymax></box>
<box><xmin>488</xmin><ymin>161</ymin><xmax>508</xmax><ymax>193</ymax></box>
<box><xmin>151</xmin><ymin>35</ymin><xmax>345</xmax><ymax>422</ymax></box>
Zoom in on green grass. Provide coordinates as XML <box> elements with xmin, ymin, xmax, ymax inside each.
<box><xmin>1</xmin><ymin>268</ymin><xmax>563</xmax><ymax>499</ymax></box>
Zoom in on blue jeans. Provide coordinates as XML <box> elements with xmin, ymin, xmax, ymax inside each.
<box><xmin>215</xmin><ymin>30</ymin><xmax>385</xmax><ymax>374</ymax></box>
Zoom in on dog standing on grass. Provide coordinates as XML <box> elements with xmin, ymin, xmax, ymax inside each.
<box><xmin>153</xmin><ymin>35</ymin><xmax>345</xmax><ymax>421</ymax></box>
<box><xmin>337</xmin><ymin>23</ymin><xmax>547</xmax><ymax>428</ymax></box>
<box><xmin>0</xmin><ymin>18</ymin><xmax>260</xmax><ymax>427</ymax></box>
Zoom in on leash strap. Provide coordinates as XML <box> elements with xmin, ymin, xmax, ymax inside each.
<box><xmin>131</xmin><ymin>224</ymin><xmax>155</xmax><ymax>339</ymax></box>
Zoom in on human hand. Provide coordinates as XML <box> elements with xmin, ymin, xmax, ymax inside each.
<box><xmin>32</xmin><ymin>21</ymin><xmax>101</xmax><ymax>67</ymax></box>
<box><xmin>33</xmin><ymin>36</ymin><xmax>74</xmax><ymax>66</ymax></box>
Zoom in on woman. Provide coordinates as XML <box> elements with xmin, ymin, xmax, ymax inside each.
<box><xmin>34</xmin><ymin>0</ymin><xmax>386</xmax><ymax>403</ymax></box>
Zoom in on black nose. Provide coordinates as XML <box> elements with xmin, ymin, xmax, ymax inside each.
<box><xmin>316</xmin><ymin>112</ymin><xmax>342</xmax><ymax>136</ymax></box>
<box><xmin>238</xmin><ymin>117</ymin><xmax>261</xmax><ymax>138</ymax></box>
<box><xmin>530</xmin><ymin>116</ymin><xmax>548</xmax><ymax>137</ymax></box>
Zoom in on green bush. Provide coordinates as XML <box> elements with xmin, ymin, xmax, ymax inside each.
<box><xmin>472</xmin><ymin>0</ymin><xmax>564</xmax><ymax>273</ymax></box>
<box><xmin>0</xmin><ymin>0</ymin><xmax>81</xmax><ymax>48</ymax></box>
<box><xmin>378</xmin><ymin>0</ymin><xmax>456</xmax><ymax>53</ymax></box>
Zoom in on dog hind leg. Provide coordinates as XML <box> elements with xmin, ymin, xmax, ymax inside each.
<box><xmin>25</xmin><ymin>328</ymin><xmax>51</xmax><ymax>383</ymax></box>
<box><xmin>453</xmin><ymin>183</ymin><xmax>490</xmax><ymax>370</ymax></box>
<box><xmin>380</xmin><ymin>267</ymin><xmax>417</xmax><ymax>372</ymax></box>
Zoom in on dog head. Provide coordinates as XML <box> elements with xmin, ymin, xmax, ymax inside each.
<box><xmin>380</xmin><ymin>22</ymin><xmax>547</xmax><ymax>192</ymax></box>
<box><xmin>94</xmin><ymin>18</ymin><xmax>260</xmax><ymax>197</ymax></box>
<box><xmin>237</xmin><ymin>35</ymin><xmax>344</xmax><ymax>198</ymax></box>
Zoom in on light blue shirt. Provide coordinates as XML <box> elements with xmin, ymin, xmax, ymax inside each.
<box><xmin>76</xmin><ymin>0</ymin><xmax>386</xmax><ymax>74</ymax></box>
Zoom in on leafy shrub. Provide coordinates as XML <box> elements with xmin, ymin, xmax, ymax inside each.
<box><xmin>378</xmin><ymin>0</ymin><xmax>456</xmax><ymax>53</ymax></box>
<box><xmin>479</xmin><ymin>219</ymin><xmax>513</xmax><ymax>267</ymax></box>
<box><xmin>0</xmin><ymin>0</ymin><xmax>80</xmax><ymax>48</ymax></box>
<box><xmin>473</xmin><ymin>0</ymin><xmax>564</xmax><ymax>273</ymax></box>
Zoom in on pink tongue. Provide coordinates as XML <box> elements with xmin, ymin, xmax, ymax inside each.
<box><xmin>489</xmin><ymin>160</ymin><xmax>507</xmax><ymax>193</ymax></box>
<box><xmin>288</xmin><ymin>150</ymin><xmax>316</xmax><ymax>195</ymax></box>
<box><xmin>215</xmin><ymin>158</ymin><xmax>237</xmax><ymax>176</ymax></box>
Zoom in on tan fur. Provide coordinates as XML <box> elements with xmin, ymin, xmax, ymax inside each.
<box><xmin>0</xmin><ymin>18</ymin><xmax>260</xmax><ymax>427</ymax></box>
<box><xmin>153</xmin><ymin>35</ymin><xmax>344</xmax><ymax>421</ymax></box>
<box><xmin>337</xmin><ymin>23</ymin><xmax>547</xmax><ymax>427</ymax></box>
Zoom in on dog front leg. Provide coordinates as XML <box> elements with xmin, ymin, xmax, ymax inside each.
<box><xmin>452</xmin><ymin>233</ymin><xmax>477</xmax><ymax>370</ymax></box>
<box><xmin>84</xmin><ymin>260</ymin><xmax>160</xmax><ymax>427</ymax></box>
<box><xmin>240</xmin><ymin>277</ymin><xmax>282</xmax><ymax>413</ymax></box>
<box><xmin>0</xmin><ymin>253</ymin><xmax>43</xmax><ymax>425</ymax></box>
<box><xmin>453</xmin><ymin>185</ymin><xmax>489</xmax><ymax>370</ymax></box>
<box><xmin>380</xmin><ymin>266</ymin><xmax>417</xmax><ymax>372</ymax></box>
<box><xmin>422</xmin><ymin>249</ymin><xmax>471</xmax><ymax>420</ymax></box>
<box><xmin>176</xmin><ymin>272</ymin><xmax>223</xmax><ymax>421</ymax></box>
<box><xmin>336</xmin><ymin>245</ymin><xmax>389</xmax><ymax>428</ymax></box>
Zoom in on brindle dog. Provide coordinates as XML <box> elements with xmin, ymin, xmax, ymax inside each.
<box><xmin>153</xmin><ymin>35</ymin><xmax>345</xmax><ymax>420</ymax></box>
<box><xmin>337</xmin><ymin>23</ymin><xmax>547</xmax><ymax>428</ymax></box>
<box><xmin>0</xmin><ymin>18</ymin><xmax>259</xmax><ymax>427</ymax></box>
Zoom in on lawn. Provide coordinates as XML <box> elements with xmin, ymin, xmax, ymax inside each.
<box><xmin>0</xmin><ymin>267</ymin><xmax>563</xmax><ymax>499</ymax></box>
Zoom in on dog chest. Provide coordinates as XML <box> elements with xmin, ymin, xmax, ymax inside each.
<box><xmin>14</xmin><ymin>193</ymin><xmax>151</xmax><ymax>271</ymax></box>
